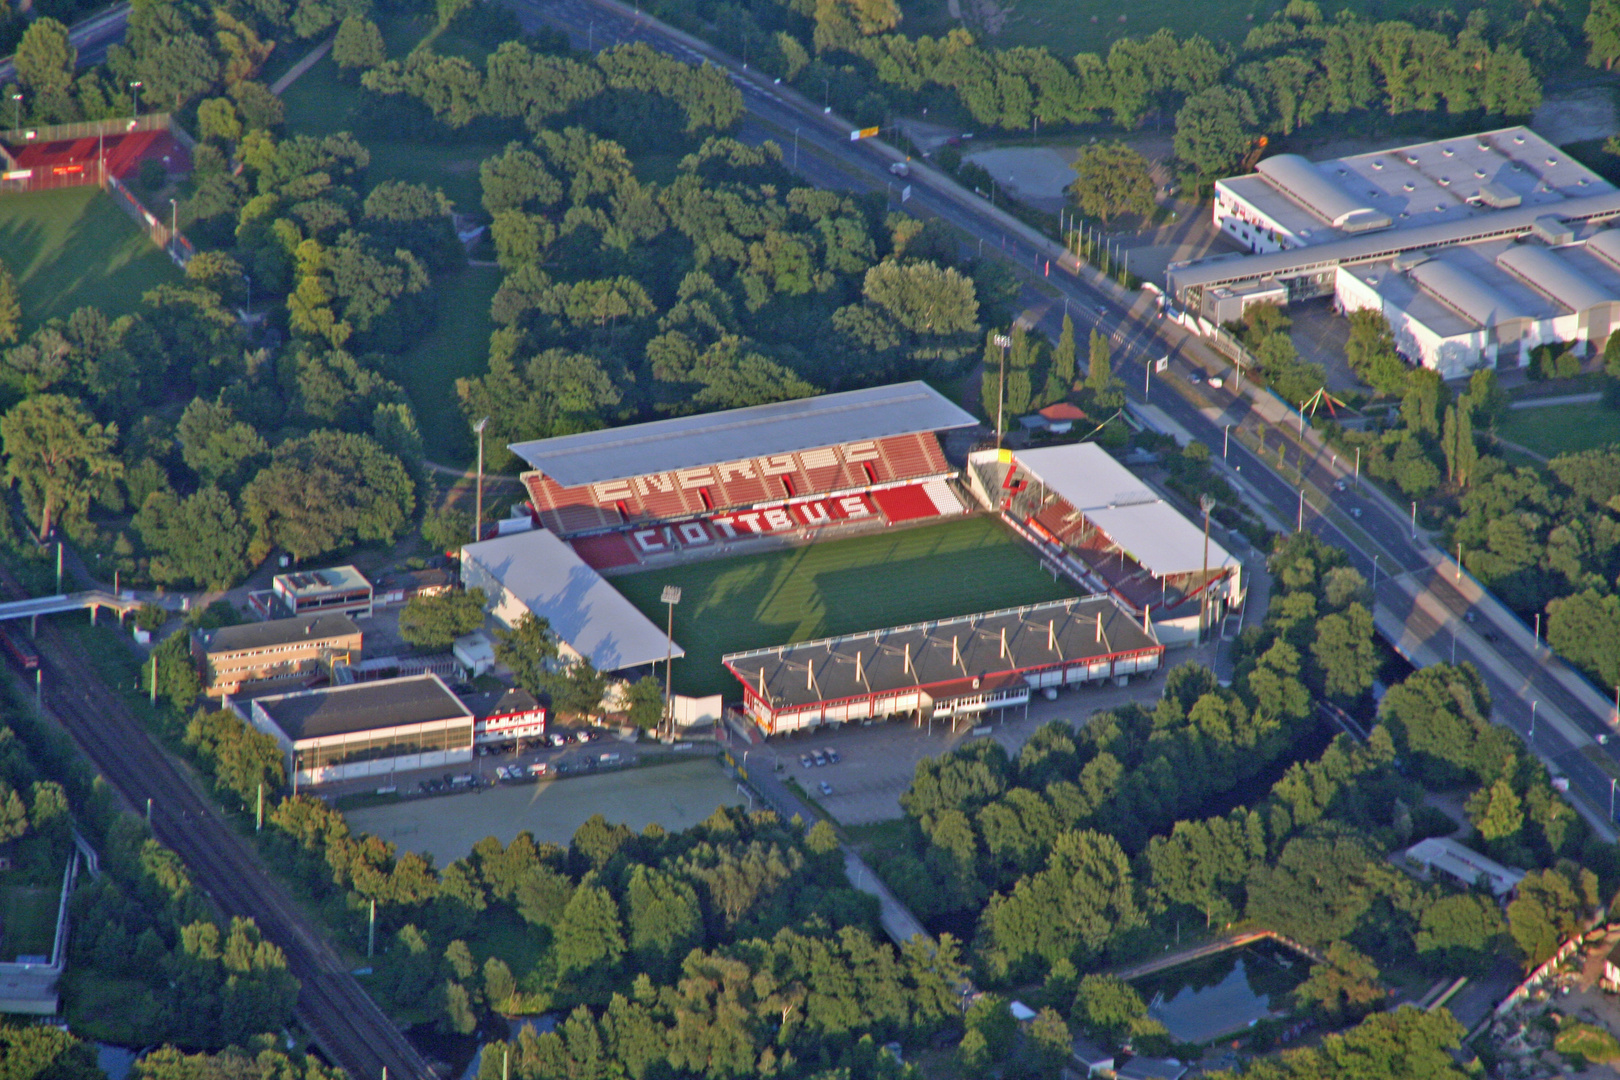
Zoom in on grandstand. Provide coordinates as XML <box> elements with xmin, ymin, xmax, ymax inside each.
<box><xmin>965</xmin><ymin>443</ymin><xmax>1242</xmax><ymax>641</ymax></box>
<box><xmin>724</xmin><ymin>595</ymin><xmax>1162</xmax><ymax>734</ymax></box>
<box><xmin>508</xmin><ymin>383</ymin><xmax>977</xmax><ymax>569</ymax></box>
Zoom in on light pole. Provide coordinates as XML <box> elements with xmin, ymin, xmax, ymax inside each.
<box><xmin>9</xmin><ymin>93</ymin><xmax>19</xmax><ymax>130</ymax></box>
<box><xmin>1223</xmin><ymin>424</ymin><xmax>1231</xmax><ymax>460</ymax></box>
<box><xmin>1610</xmin><ymin>777</ymin><xmax>1616</xmax><ymax>822</ymax></box>
<box><xmin>821</xmin><ymin>77</ymin><xmax>830</xmax><ymax>113</ymax></box>
<box><xmin>1456</xmin><ymin>542</ymin><xmax>1462</xmax><ymax>582</ymax></box>
<box><xmin>1534</xmin><ymin>612</ymin><xmax>1541</xmax><ymax>649</ymax></box>
<box><xmin>1529</xmin><ymin>700</ymin><xmax>1537</xmax><ymax>742</ymax></box>
<box><xmin>1371</xmin><ymin>554</ymin><xmax>1378</xmax><ymax>596</ymax></box>
<box><xmin>661</xmin><ymin>585</ymin><xmax>681</xmax><ymax>737</ymax></box>
<box><xmin>129</xmin><ymin>80</ymin><xmax>142</xmax><ymax>119</ymax></box>
<box><xmin>1410</xmin><ymin>500</ymin><xmax>1417</xmax><ymax>538</ymax></box>
<box><xmin>1199</xmin><ymin>494</ymin><xmax>1214</xmax><ymax>643</ymax></box>
<box><xmin>1297</xmin><ymin>489</ymin><xmax>1305</xmax><ymax>532</ymax></box>
<box><xmin>168</xmin><ymin>198</ymin><xmax>178</xmax><ymax>254</ymax></box>
<box><xmin>472</xmin><ymin>417</ymin><xmax>489</xmax><ymax>544</ymax></box>
<box><xmin>793</xmin><ymin>126</ymin><xmax>800</xmax><ymax>170</ymax></box>
<box><xmin>992</xmin><ymin>332</ymin><xmax>1010</xmax><ymax>449</ymax></box>
<box><xmin>1354</xmin><ymin>446</ymin><xmax>1361</xmax><ymax>489</ymax></box>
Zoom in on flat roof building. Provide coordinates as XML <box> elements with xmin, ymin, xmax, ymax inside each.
<box><xmin>192</xmin><ymin>613</ymin><xmax>362</xmax><ymax>697</ymax></box>
<box><xmin>1402</xmin><ymin>837</ymin><xmax>1525</xmax><ymax>899</ymax></box>
<box><xmin>1172</xmin><ymin>127</ymin><xmax>1620</xmax><ymax>377</ymax></box>
<box><xmin>461</xmin><ymin>686</ymin><xmax>547</xmax><ymax>745</ymax></box>
<box><xmin>725</xmin><ymin>596</ymin><xmax>1162</xmax><ymax>735</ymax></box>
<box><xmin>461</xmin><ymin>529</ymin><xmax>681</xmax><ymax>673</ymax></box>
<box><xmin>247</xmin><ymin>673</ymin><xmax>473</xmax><ymax>786</ymax></box>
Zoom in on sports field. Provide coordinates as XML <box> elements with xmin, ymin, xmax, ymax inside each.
<box><xmin>0</xmin><ymin>186</ymin><xmax>180</xmax><ymax>331</ymax></box>
<box><xmin>612</xmin><ymin>515</ymin><xmax>1079</xmax><ymax>697</ymax></box>
<box><xmin>1499</xmin><ymin>401</ymin><xmax>1620</xmax><ymax>458</ymax></box>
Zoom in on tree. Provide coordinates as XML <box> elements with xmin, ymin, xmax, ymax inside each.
<box><xmin>0</xmin><ymin>258</ymin><xmax>20</xmax><ymax>346</ymax></box>
<box><xmin>1468</xmin><ymin>775</ymin><xmax>1524</xmax><ymax>841</ymax></box>
<box><xmin>0</xmin><ymin>1024</ymin><xmax>103</xmax><ymax>1080</ymax></box>
<box><xmin>621</xmin><ymin>676</ymin><xmax>664</xmax><ymax>730</ymax></box>
<box><xmin>135</xmin><ymin>487</ymin><xmax>252</xmax><ymax>590</ymax></box>
<box><xmin>983</xmin><ymin>829</ymin><xmax>1143</xmax><ymax>976</ymax></box>
<box><xmin>861</xmin><ymin>259</ymin><xmax>980</xmax><ymax>336</ymax></box>
<box><xmin>1344</xmin><ymin>309</ymin><xmax>1407</xmax><ymax>395</ymax></box>
<box><xmin>553</xmin><ymin>881</ymin><xmax>625</xmax><ymax>987</ymax></box>
<box><xmin>1507</xmin><ymin>866</ymin><xmax>1596</xmax><ymax>967</ymax></box>
<box><xmin>1294</xmin><ymin>941</ymin><xmax>1385</xmax><ymax>1023</ymax></box>
<box><xmin>398</xmin><ymin>588</ymin><xmax>488</xmax><ymax>650</ymax></box>
<box><xmin>1414</xmin><ymin>892</ymin><xmax>1506</xmax><ymax>974</ymax></box>
<box><xmin>1069</xmin><ymin>142</ymin><xmax>1156</xmax><ymax>224</ymax></box>
<box><xmin>1</xmin><ymin>393</ymin><xmax>122</xmax><ymax>540</ymax></box>
<box><xmin>625</xmin><ymin>864</ymin><xmax>702</xmax><ymax>979</ymax></box>
<box><xmin>152</xmin><ymin>631</ymin><xmax>203</xmax><ymax>711</ymax></box>
<box><xmin>240</xmin><ymin>431</ymin><xmax>415</xmax><ymax>562</ymax></box>
<box><xmin>1041</xmin><ymin>313</ymin><xmax>1076</xmax><ymax>405</ymax></box>
<box><xmin>333</xmin><ymin>15</ymin><xmax>386</xmax><ymax>73</ymax></box>
<box><xmin>493</xmin><ymin>613</ymin><xmax>559</xmax><ymax>698</ymax></box>
<box><xmin>1086</xmin><ymin>328</ymin><xmax>1112</xmax><ymax>394</ymax></box>
<box><xmin>185</xmin><ymin>708</ymin><xmax>286</xmax><ymax>804</ymax></box>
<box><xmin>1311</xmin><ymin>603</ymin><xmax>1376</xmax><ymax>701</ymax></box>
<box><xmin>422</xmin><ymin>506</ymin><xmax>473</xmax><ymax>552</ymax></box>
<box><xmin>14</xmin><ymin>18</ymin><xmax>75</xmax><ymax>97</ymax></box>
<box><xmin>1441</xmin><ymin>403</ymin><xmax>1477</xmax><ymax>489</ymax></box>
<box><xmin>1589</xmin><ymin>0</ymin><xmax>1620</xmax><ymax>68</ymax></box>
<box><xmin>1173</xmin><ymin>86</ymin><xmax>1259</xmax><ymax>182</ymax></box>
<box><xmin>1072</xmin><ymin>974</ymin><xmax>1156</xmax><ymax>1043</ymax></box>
<box><xmin>548</xmin><ymin>657</ymin><xmax>609</xmax><ymax>719</ymax></box>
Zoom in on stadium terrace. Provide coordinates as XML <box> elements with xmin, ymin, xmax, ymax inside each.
<box><xmin>724</xmin><ymin>595</ymin><xmax>1162</xmax><ymax>735</ymax></box>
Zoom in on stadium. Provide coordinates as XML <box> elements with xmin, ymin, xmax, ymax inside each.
<box><xmin>497</xmin><ymin>382</ymin><xmax>1221</xmax><ymax>732</ymax></box>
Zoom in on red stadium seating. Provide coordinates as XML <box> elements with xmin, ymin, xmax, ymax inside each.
<box><xmin>571</xmin><ymin>532</ymin><xmax>640</xmax><ymax>570</ymax></box>
<box><xmin>871</xmin><ymin>484</ymin><xmax>941</xmax><ymax>523</ymax></box>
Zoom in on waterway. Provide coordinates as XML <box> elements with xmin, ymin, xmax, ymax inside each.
<box><xmin>1135</xmin><ymin>939</ymin><xmax>1307</xmax><ymax>1045</ymax></box>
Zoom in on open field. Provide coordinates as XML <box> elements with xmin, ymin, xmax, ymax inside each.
<box><xmin>1498</xmin><ymin>401</ymin><xmax>1620</xmax><ymax>458</ymax></box>
<box><xmin>899</xmin><ymin>0</ymin><xmax>1515</xmax><ymax>62</ymax></box>
<box><xmin>0</xmin><ymin>883</ymin><xmax>57</xmax><ymax>961</ymax></box>
<box><xmin>344</xmin><ymin>758</ymin><xmax>743</xmax><ymax>866</ymax></box>
<box><xmin>613</xmin><ymin>515</ymin><xmax>1079</xmax><ymax>698</ymax></box>
<box><xmin>396</xmin><ymin>264</ymin><xmax>500</xmax><ymax>462</ymax></box>
<box><xmin>0</xmin><ymin>186</ymin><xmax>181</xmax><ymax>332</ymax></box>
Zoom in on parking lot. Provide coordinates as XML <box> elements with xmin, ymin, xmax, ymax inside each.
<box><xmin>751</xmin><ymin>658</ymin><xmax>1212</xmax><ymax>825</ymax></box>
<box><xmin>343</xmin><ymin>757</ymin><xmax>745</xmax><ymax>866</ymax></box>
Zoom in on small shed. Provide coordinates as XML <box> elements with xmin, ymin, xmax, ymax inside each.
<box><xmin>1116</xmin><ymin>1057</ymin><xmax>1188</xmax><ymax>1080</ymax></box>
<box><xmin>1068</xmin><ymin>1036</ymin><xmax>1115</xmax><ymax>1077</ymax></box>
<box><xmin>454</xmin><ymin>630</ymin><xmax>496</xmax><ymax>676</ymax></box>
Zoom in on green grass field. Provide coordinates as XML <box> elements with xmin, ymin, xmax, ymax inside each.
<box><xmin>1498</xmin><ymin>402</ymin><xmax>1620</xmax><ymax>458</ymax></box>
<box><xmin>0</xmin><ymin>186</ymin><xmax>182</xmax><ymax>333</ymax></box>
<box><xmin>0</xmin><ymin>883</ymin><xmax>58</xmax><ymax>961</ymax></box>
<box><xmin>898</xmin><ymin>0</ymin><xmax>1517</xmax><ymax>61</ymax></box>
<box><xmin>395</xmin><ymin>264</ymin><xmax>500</xmax><ymax>463</ymax></box>
<box><xmin>612</xmin><ymin>515</ymin><xmax>1078</xmax><ymax>697</ymax></box>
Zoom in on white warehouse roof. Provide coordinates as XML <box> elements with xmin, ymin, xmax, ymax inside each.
<box><xmin>461</xmin><ymin>530</ymin><xmax>682</xmax><ymax>672</ymax></box>
<box><xmin>1013</xmin><ymin>444</ymin><xmax>1235</xmax><ymax>578</ymax></box>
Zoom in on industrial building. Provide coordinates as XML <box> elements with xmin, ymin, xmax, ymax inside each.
<box><xmin>724</xmin><ymin>595</ymin><xmax>1162</xmax><ymax>735</ymax></box>
<box><xmin>461</xmin><ymin>529</ymin><xmax>681</xmax><ymax>674</ymax></box>
<box><xmin>246</xmin><ymin>673</ymin><xmax>474</xmax><ymax>786</ymax></box>
<box><xmin>192</xmin><ymin>612</ymin><xmax>362</xmax><ymax>697</ymax></box>
<box><xmin>967</xmin><ymin>443</ymin><xmax>1241</xmax><ymax>641</ymax></box>
<box><xmin>1169</xmin><ymin>126</ymin><xmax>1620</xmax><ymax>377</ymax></box>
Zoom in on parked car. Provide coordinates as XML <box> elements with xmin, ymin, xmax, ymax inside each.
<box><xmin>800</xmin><ymin>753</ymin><xmax>813</xmax><ymax>768</ymax></box>
<box><xmin>818</xmin><ymin>781</ymin><xmax>833</xmax><ymax>796</ymax></box>
<box><xmin>812</xmin><ymin>750</ymin><xmax>827</xmax><ymax>766</ymax></box>
<box><xmin>599</xmin><ymin>752</ymin><xmax>622</xmax><ymax>766</ymax></box>
<box><xmin>528</xmin><ymin>761</ymin><xmax>552</xmax><ymax>777</ymax></box>
<box><xmin>823</xmin><ymin>747</ymin><xmax>840</xmax><ymax>764</ymax></box>
<box><xmin>888</xmin><ymin>161</ymin><xmax>910</xmax><ymax>177</ymax></box>
<box><xmin>575</xmin><ymin>731</ymin><xmax>593</xmax><ymax>744</ymax></box>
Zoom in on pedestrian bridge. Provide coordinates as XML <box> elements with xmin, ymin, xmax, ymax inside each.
<box><xmin>0</xmin><ymin>591</ymin><xmax>146</xmax><ymax>624</ymax></box>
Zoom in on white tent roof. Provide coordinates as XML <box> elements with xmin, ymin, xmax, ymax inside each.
<box><xmin>461</xmin><ymin>530</ymin><xmax>682</xmax><ymax>672</ymax></box>
<box><xmin>1014</xmin><ymin>443</ymin><xmax>1236</xmax><ymax>577</ymax></box>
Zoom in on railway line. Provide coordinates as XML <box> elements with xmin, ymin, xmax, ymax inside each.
<box><xmin>8</xmin><ymin>586</ymin><xmax>432</xmax><ymax>1080</ymax></box>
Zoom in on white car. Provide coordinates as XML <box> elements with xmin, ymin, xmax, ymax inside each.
<box><xmin>1208</xmin><ymin>376</ymin><xmax>1224</xmax><ymax>388</ymax></box>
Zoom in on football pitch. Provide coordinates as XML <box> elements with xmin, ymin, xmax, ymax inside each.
<box><xmin>612</xmin><ymin>515</ymin><xmax>1079</xmax><ymax>698</ymax></box>
<box><xmin>0</xmin><ymin>186</ymin><xmax>181</xmax><ymax>331</ymax></box>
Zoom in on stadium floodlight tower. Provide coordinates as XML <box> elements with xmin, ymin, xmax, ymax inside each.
<box><xmin>473</xmin><ymin>416</ymin><xmax>489</xmax><ymax>543</ymax></box>
<box><xmin>992</xmin><ymin>332</ymin><xmax>1011</xmax><ymax>448</ymax></box>
<box><xmin>1199</xmin><ymin>494</ymin><xmax>1215</xmax><ymax>643</ymax></box>
<box><xmin>661</xmin><ymin>585</ymin><xmax>681</xmax><ymax>736</ymax></box>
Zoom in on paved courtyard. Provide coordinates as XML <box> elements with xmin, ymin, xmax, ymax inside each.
<box><xmin>344</xmin><ymin>758</ymin><xmax>744</xmax><ymax>866</ymax></box>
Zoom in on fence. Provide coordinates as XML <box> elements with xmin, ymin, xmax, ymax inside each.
<box><xmin>0</xmin><ymin>113</ymin><xmax>196</xmax><ymax>266</ymax></box>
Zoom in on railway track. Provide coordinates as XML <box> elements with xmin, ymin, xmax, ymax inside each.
<box><xmin>12</xmin><ymin>594</ymin><xmax>433</xmax><ymax>1080</ymax></box>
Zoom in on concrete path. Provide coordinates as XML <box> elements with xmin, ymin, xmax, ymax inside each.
<box><xmin>1508</xmin><ymin>392</ymin><xmax>1602</xmax><ymax>410</ymax></box>
<box><xmin>270</xmin><ymin>36</ymin><xmax>333</xmax><ymax>95</ymax></box>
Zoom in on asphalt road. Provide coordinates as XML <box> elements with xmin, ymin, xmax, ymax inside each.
<box><xmin>0</xmin><ymin>3</ymin><xmax>131</xmax><ymax>92</ymax></box>
<box><xmin>530</xmin><ymin>0</ymin><xmax>1620</xmax><ymax>833</ymax></box>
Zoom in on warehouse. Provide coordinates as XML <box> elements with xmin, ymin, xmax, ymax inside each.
<box><xmin>246</xmin><ymin>673</ymin><xmax>474</xmax><ymax>786</ymax></box>
<box><xmin>724</xmin><ymin>595</ymin><xmax>1162</xmax><ymax>735</ymax></box>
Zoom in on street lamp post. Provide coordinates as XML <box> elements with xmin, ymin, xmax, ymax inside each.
<box><xmin>1534</xmin><ymin>612</ymin><xmax>1541</xmax><ymax>649</ymax></box>
<box><xmin>1223</xmin><ymin>424</ymin><xmax>1230</xmax><ymax>460</ymax></box>
<box><xmin>992</xmin><ymin>332</ymin><xmax>1010</xmax><ymax>449</ymax></box>
<box><xmin>793</xmin><ymin>127</ymin><xmax>800</xmax><ymax>170</ymax></box>
<box><xmin>1371</xmin><ymin>554</ymin><xmax>1378</xmax><ymax>595</ymax></box>
<box><xmin>661</xmin><ymin>586</ymin><xmax>682</xmax><ymax>737</ymax></box>
<box><xmin>1354</xmin><ymin>446</ymin><xmax>1361</xmax><ymax>489</ymax></box>
<box><xmin>473</xmin><ymin>417</ymin><xmax>489</xmax><ymax>543</ymax></box>
<box><xmin>129</xmin><ymin>80</ymin><xmax>142</xmax><ymax>119</ymax></box>
<box><xmin>9</xmin><ymin>93</ymin><xmax>19</xmax><ymax>130</ymax></box>
<box><xmin>1297</xmin><ymin>489</ymin><xmax>1304</xmax><ymax>532</ymax></box>
<box><xmin>1529</xmin><ymin>700</ymin><xmax>1537</xmax><ymax>742</ymax></box>
<box><xmin>1610</xmin><ymin>777</ymin><xmax>1616</xmax><ymax>822</ymax></box>
<box><xmin>1199</xmin><ymin>494</ymin><xmax>1214</xmax><ymax>643</ymax></box>
<box><xmin>168</xmin><ymin>198</ymin><xmax>178</xmax><ymax>254</ymax></box>
<box><xmin>1410</xmin><ymin>500</ymin><xmax>1418</xmax><ymax>538</ymax></box>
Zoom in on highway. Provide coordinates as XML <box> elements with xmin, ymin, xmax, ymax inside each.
<box><xmin>1</xmin><ymin>573</ymin><xmax>434</xmax><ymax>1080</ymax></box>
<box><xmin>527</xmin><ymin>0</ymin><xmax>1620</xmax><ymax>835</ymax></box>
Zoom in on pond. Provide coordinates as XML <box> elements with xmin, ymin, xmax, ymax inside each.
<box><xmin>1134</xmin><ymin>940</ymin><xmax>1309</xmax><ymax>1045</ymax></box>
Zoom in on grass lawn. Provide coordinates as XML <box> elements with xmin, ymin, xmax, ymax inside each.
<box><xmin>394</xmin><ymin>264</ymin><xmax>500</xmax><ymax>464</ymax></box>
<box><xmin>612</xmin><ymin>515</ymin><xmax>1078</xmax><ymax>697</ymax></box>
<box><xmin>898</xmin><ymin>0</ymin><xmax>1488</xmax><ymax>61</ymax></box>
<box><xmin>1556</xmin><ymin>1020</ymin><xmax>1620</xmax><ymax>1064</ymax></box>
<box><xmin>1498</xmin><ymin>402</ymin><xmax>1620</xmax><ymax>457</ymax></box>
<box><xmin>0</xmin><ymin>186</ymin><xmax>181</xmax><ymax>333</ymax></box>
<box><xmin>0</xmin><ymin>882</ymin><xmax>58</xmax><ymax>961</ymax></box>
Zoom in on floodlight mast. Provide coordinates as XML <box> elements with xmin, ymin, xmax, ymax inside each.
<box><xmin>661</xmin><ymin>585</ymin><xmax>682</xmax><ymax>736</ymax></box>
<box><xmin>473</xmin><ymin>417</ymin><xmax>489</xmax><ymax>544</ymax></box>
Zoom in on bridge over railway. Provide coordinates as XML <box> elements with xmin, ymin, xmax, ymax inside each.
<box><xmin>0</xmin><ymin>590</ymin><xmax>151</xmax><ymax>624</ymax></box>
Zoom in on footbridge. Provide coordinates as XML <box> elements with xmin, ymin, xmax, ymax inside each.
<box><xmin>0</xmin><ymin>590</ymin><xmax>150</xmax><ymax>624</ymax></box>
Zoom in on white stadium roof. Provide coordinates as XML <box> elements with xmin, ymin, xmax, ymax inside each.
<box><xmin>461</xmin><ymin>530</ymin><xmax>682</xmax><ymax>672</ymax></box>
<box><xmin>508</xmin><ymin>382</ymin><xmax>977</xmax><ymax>487</ymax></box>
<box><xmin>1014</xmin><ymin>443</ymin><xmax>1235</xmax><ymax>577</ymax></box>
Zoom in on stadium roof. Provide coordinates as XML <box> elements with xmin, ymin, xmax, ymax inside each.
<box><xmin>1014</xmin><ymin>443</ymin><xmax>1236</xmax><ymax>577</ymax></box>
<box><xmin>197</xmin><ymin>612</ymin><xmax>361</xmax><ymax>654</ymax></box>
<box><xmin>462</xmin><ymin>529</ymin><xmax>681</xmax><ymax>671</ymax></box>
<box><xmin>507</xmin><ymin>382</ymin><xmax>977</xmax><ymax>487</ymax></box>
<box><xmin>724</xmin><ymin>596</ymin><xmax>1158</xmax><ymax>711</ymax></box>
<box><xmin>256</xmin><ymin>674</ymin><xmax>470</xmax><ymax>742</ymax></box>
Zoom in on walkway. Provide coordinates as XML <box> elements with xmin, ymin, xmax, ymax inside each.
<box><xmin>0</xmin><ymin>590</ymin><xmax>147</xmax><ymax>623</ymax></box>
<box><xmin>1508</xmin><ymin>391</ymin><xmax>1602</xmax><ymax>410</ymax></box>
<box><xmin>270</xmin><ymin>36</ymin><xmax>333</xmax><ymax>95</ymax></box>
<box><xmin>1109</xmin><ymin>930</ymin><xmax>1327</xmax><ymax>983</ymax></box>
